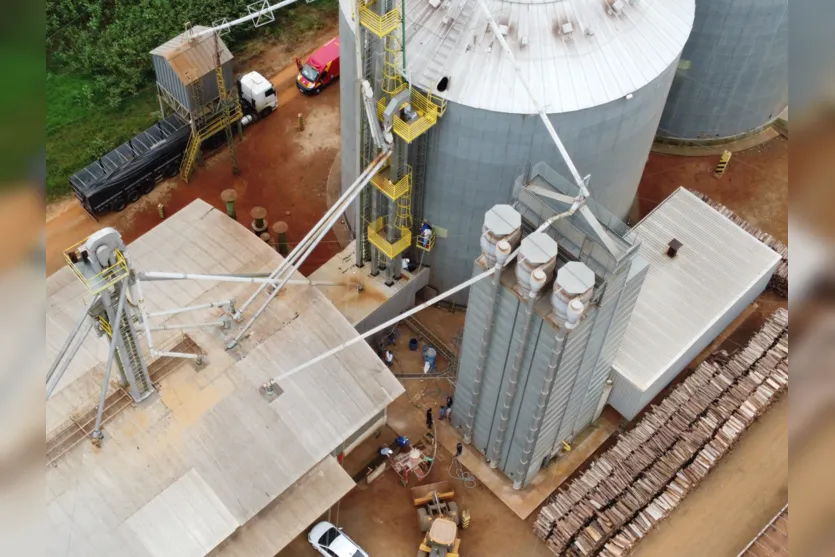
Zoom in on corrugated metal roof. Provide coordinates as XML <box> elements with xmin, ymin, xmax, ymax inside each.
<box><xmin>46</xmin><ymin>200</ymin><xmax>403</xmax><ymax>557</ymax></box>
<box><xmin>341</xmin><ymin>0</ymin><xmax>693</xmax><ymax>113</ymax></box>
<box><xmin>612</xmin><ymin>188</ymin><xmax>781</xmax><ymax>391</ymax></box>
<box><xmin>150</xmin><ymin>26</ymin><xmax>233</xmax><ymax>86</ymax></box>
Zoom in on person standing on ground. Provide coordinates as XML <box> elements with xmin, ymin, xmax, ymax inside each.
<box><xmin>439</xmin><ymin>406</ymin><xmax>446</xmax><ymax>420</ymax></box>
<box><xmin>426</xmin><ymin>408</ymin><xmax>434</xmax><ymax>429</ymax></box>
<box><xmin>455</xmin><ymin>442</ymin><xmax>463</xmax><ymax>459</ymax></box>
<box><xmin>384</xmin><ymin>349</ymin><xmax>394</xmax><ymax>367</ymax></box>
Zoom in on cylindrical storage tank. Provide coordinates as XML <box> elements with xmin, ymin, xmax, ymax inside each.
<box><xmin>551</xmin><ymin>262</ymin><xmax>595</xmax><ymax>325</ymax></box>
<box><xmin>657</xmin><ymin>0</ymin><xmax>788</xmax><ymax>143</ymax></box>
<box><xmin>480</xmin><ymin>204</ymin><xmax>522</xmax><ymax>266</ymax></box>
<box><xmin>514</xmin><ymin>233</ymin><xmax>558</xmax><ymax>298</ymax></box>
<box><xmin>337</xmin><ymin>0</ymin><xmax>693</xmax><ymax>302</ymax></box>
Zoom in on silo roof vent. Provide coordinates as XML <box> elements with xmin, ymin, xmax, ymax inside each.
<box><xmin>667</xmin><ymin>238</ymin><xmax>683</xmax><ymax>258</ymax></box>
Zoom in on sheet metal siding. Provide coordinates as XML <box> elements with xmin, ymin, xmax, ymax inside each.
<box><xmin>490</xmin><ymin>312</ymin><xmax>546</xmax><ymax>469</ymax></box>
<box><xmin>421</xmin><ymin>59</ymin><xmax>678</xmax><ymax>304</ymax></box>
<box><xmin>451</xmin><ymin>263</ymin><xmax>494</xmax><ymax>432</ymax></box>
<box><xmin>556</xmin><ymin>265</ymin><xmax>629</xmax><ymax>443</ymax></box>
<box><xmin>610</xmin><ymin>262</ymin><xmax>774</xmax><ymax>420</ymax></box>
<box><xmin>523</xmin><ymin>313</ymin><xmax>595</xmax><ymax>478</ymax></box>
<box><xmin>472</xmin><ymin>287</ymin><xmax>521</xmax><ymax>453</ymax></box>
<box><xmin>338</xmin><ymin>10</ymin><xmax>360</xmax><ymax>234</ymax></box>
<box><xmin>154</xmin><ymin>56</ymin><xmax>234</xmax><ymax>112</ymax></box>
<box><xmin>658</xmin><ymin>0</ymin><xmax>788</xmax><ymax>140</ymax></box>
<box><xmin>573</xmin><ymin>259</ymin><xmax>649</xmax><ymax>430</ymax></box>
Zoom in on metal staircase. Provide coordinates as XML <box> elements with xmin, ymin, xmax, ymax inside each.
<box><xmin>421</xmin><ymin>0</ymin><xmax>476</xmax><ymax>89</ymax></box>
<box><xmin>117</xmin><ymin>301</ymin><xmax>152</xmax><ymax>398</ymax></box>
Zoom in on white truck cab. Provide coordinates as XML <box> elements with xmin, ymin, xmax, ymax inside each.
<box><xmin>239</xmin><ymin>71</ymin><xmax>277</xmax><ymax>116</ymax></box>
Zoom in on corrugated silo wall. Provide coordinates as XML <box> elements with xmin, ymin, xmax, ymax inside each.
<box><xmin>421</xmin><ymin>60</ymin><xmax>679</xmax><ymax>305</ymax></box>
<box><xmin>338</xmin><ymin>10</ymin><xmax>360</xmax><ymax>236</ymax></box>
<box><xmin>152</xmin><ymin>57</ymin><xmax>234</xmax><ymax>113</ymax></box>
<box><xmin>657</xmin><ymin>0</ymin><xmax>788</xmax><ymax>141</ymax></box>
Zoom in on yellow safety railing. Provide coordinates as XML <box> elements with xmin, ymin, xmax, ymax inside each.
<box><xmin>359</xmin><ymin>2</ymin><xmax>401</xmax><ymax>37</ymax></box>
<box><xmin>367</xmin><ymin>217</ymin><xmax>412</xmax><ymax>259</ymax></box>
<box><xmin>371</xmin><ymin>166</ymin><xmax>412</xmax><ymax>200</ymax></box>
<box><xmin>416</xmin><ymin>232</ymin><xmax>436</xmax><ymax>252</ymax></box>
<box><xmin>376</xmin><ymin>87</ymin><xmax>448</xmax><ymax>143</ymax></box>
<box><xmin>64</xmin><ymin>240</ymin><xmax>130</xmax><ymax>294</ymax></box>
<box><xmin>98</xmin><ymin>315</ymin><xmax>112</xmax><ymax>337</ymax></box>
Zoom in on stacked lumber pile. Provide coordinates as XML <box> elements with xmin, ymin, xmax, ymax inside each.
<box><xmin>689</xmin><ymin>190</ymin><xmax>788</xmax><ymax>297</ymax></box>
<box><xmin>534</xmin><ymin>308</ymin><xmax>789</xmax><ymax>556</ymax></box>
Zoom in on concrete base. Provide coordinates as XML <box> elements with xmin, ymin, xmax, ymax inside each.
<box><xmin>652</xmin><ymin>125</ymin><xmax>782</xmax><ymax>157</ymax></box>
<box><xmin>430</xmin><ymin>415</ymin><xmax>619</xmax><ymax>519</ymax></box>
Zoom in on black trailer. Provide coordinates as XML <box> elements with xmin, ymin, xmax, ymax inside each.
<box><xmin>70</xmin><ymin>114</ymin><xmax>190</xmax><ymax>215</ymax></box>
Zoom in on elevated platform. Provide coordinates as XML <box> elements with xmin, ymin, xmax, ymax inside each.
<box><xmin>309</xmin><ymin>240</ymin><xmax>429</xmax><ymax>336</ymax></box>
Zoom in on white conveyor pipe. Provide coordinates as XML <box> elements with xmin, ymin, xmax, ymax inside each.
<box><xmin>266</xmin><ymin>267</ymin><xmax>498</xmax><ymax>386</ymax></box>
<box><xmin>133</xmin><ymin>277</ymin><xmax>156</xmax><ymax>356</ymax></box>
<box><xmin>148</xmin><ymin>300</ymin><xmax>234</xmax><ymax>318</ymax></box>
<box><xmin>139</xmin><ymin>272</ymin><xmax>328</xmax><ymax>287</ymax></box>
<box><xmin>46</xmin><ymin>294</ymin><xmax>99</xmax><ymax>385</ymax></box>
<box><xmin>196</xmin><ymin>0</ymin><xmax>303</xmax><ymax>36</ymax></box>
<box><xmin>230</xmin><ymin>151</ymin><xmax>391</xmax><ymax>348</ymax></box>
<box><xmin>236</xmin><ymin>149</ymin><xmax>391</xmax><ymax>318</ymax></box>
<box><xmin>476</xmin><ymin>0</ymin><xmax>585</xmax><ymax>192</ymax></box>
<box><xmin>149</xmin><ymin>321</ymin><xmax>226</xmax><ymax>332</ymax></box>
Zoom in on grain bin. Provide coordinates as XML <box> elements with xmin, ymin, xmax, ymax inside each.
<box><xmin>657</xmin><ymin>0</ymin><xmax>788</xmax><ymax>143</ymax></box>
<box><xmin>339</xmin><ymin>0</ymin><xmax>693</xmax><ymax>303</ymax></box>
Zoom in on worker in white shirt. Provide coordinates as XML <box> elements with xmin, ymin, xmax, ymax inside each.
<box><xmin>384</xmin><ymin>349</ymin><xmax>394</xmax><ymax>367</ymax></box>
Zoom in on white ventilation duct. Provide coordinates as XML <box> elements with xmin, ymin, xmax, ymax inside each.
<box><xmin>552</xmin><ymin>261</ymin><xmax>595</xmax><ymax>325</ymax></box>
<box><xmin>515</xmin><ymin>232</ymin><xmax>558</xmax><ymax>297</ymax></box>
<box><xmin>480</xmin><ymin>204</ymin><xmax>522</xmax><ymax>266</ymax></box>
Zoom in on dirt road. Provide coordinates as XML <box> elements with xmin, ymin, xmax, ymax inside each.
<box><xmin>630</xmin><ymin>395</ymin><xmax>788</xmax><ymax>557</ymax></box>
<box><xmin>46</xmin><ymin>26</ymin><xmax>341</xmax><ymax>277</ymax></box>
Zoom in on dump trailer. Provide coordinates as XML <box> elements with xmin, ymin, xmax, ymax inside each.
<box><xmin>70</xmin><ymin>114</ymin><xmax>190</xmax><ymax>216</ymax></box>
<box><xmin>417</xmin><ymin>518</ymin><xmax>461</xmax><ymax>557</ymax></box>
<box><xmin>411</xmin><ymin>481</ymin><xmax>461</xmax><ymax>533</ymax></box>
<box><xmin>70</xmin><ymin>71</ymin><xmax>276</xmax><ymax>216</ymax></box>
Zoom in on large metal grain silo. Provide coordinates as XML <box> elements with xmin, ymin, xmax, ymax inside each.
<box><xmin>339</xmin><ymin>0</ymin><xmax>694</xmax><ymax>302</ymax></box>
<box><xmin>657</xmin><ymin>0</ymin><xmax>788</xmax><ymax>142</ymax></box>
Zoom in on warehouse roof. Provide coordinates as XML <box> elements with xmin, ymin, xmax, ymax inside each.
<box><xmin>46</xmin><ymin>200</ymin><xmax>403</xmax><ymax>557</ymax></box>
<box><xmin>341</xmin><ymin>0</ymin><xmax>694</xmax><ymax>114</ymax></box>
<box><xmin>150</xmin><ymin>26</ymin><xmax>233</xmax><ymax>86</ymax></box>
<box><xmin>612</xmin><ymin>188</ymin><xmax>781</xmax><ymax>391</ymax></box>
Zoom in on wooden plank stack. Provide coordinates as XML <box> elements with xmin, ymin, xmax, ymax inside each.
<box><xmin>534</xmin><ymin>308</ymin><xmax>789</xmax><ymax>556</ymax></box>
<box><xmin>689</xmin><ymin>189</ymin><xmax>788</xmax><ymax>298</ymax></box>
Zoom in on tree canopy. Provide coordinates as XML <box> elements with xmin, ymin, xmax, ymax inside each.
<box><xmin>47</xmin><ymin>0</ymin><xmax>260</xmax><ymax>102</ymax></box>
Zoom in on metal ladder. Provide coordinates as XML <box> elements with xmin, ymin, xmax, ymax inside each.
<box><xmin>359</xmin><ymin>29</ymin><xmax>376</xmax><ymax>261</ymax></box>
<box><xmin>410</xmin><ymin>133</ymin><xmax>429</xmax><ymax>241</ymax></box>
<box><xmin>213</xmin><ymin>32</ymin><xmax>238</xmax><ymax>175</ymax></box>
<box><xmin>422</xmin><ymin>0</ymin><xmax>476</xmax><ymax>88</ymax></box>
<box><xmin>117</xmin><ymin>308</ymin><xmax>152</xmax><ymax>397</ymax></box>
<box><xmin>180</xmin><ymin>72</ymin><xmax>205</xmax><ymax>181</ymax></box>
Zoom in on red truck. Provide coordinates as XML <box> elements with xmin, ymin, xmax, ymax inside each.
<box><xmin>296</xmin><ymin>37</ymin><xmax>340</xmax><ymax>94</ymax></box>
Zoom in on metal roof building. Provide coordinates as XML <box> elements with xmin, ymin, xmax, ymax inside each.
<box><xmin>151</xmin><ymin>26</ymin><xmax>235</xmax><ymax>117</ymax></box>
<box><xmin>46</xmin><ymin>200</ymin><xmax>403</xmax><ymax>557</ymax></box>
<box><xmin>609</xmin><ymin>188</ymin><xmax>781</xmax><ymax>420</ymax></box>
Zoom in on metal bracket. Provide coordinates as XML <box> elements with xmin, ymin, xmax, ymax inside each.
<box><xmin>248</xmin><ymin>1</ymin><xmax>276</xmax><ymax>27</ymax></box>
<box><xmin>258</xmin><ymin>381</ymin><xmax>283</xmax><ymax>402</ymax></box>
<box><xmin>212</xmin><ymin>18</ymin><xmax>231</xmax><ymax>36</ymax></box>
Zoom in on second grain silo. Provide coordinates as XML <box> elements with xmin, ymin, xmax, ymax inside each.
<box><xmin>339</xmin><ymin>0</ymin><xmax>694</xmax><ymax>303</ymax></box>
<box><xmin>451</xmin><ymin>162</ymin><xmax>648</xmax><ymax>488</ymax></box>
<box><xmin>657</xmin><ymin>0</ymin><xmax>788</xmax><ymax>143</ymax></box>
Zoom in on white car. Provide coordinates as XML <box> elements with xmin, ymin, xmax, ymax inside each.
<box><xmin>308</xmin><ymin>521</ymin><xmax>369</xmax><ymax>557</ymax></box>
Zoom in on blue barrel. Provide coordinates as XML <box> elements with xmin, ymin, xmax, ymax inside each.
<box><xmin>422</xmin><ymin>346</ymin><xmax>437</xmax><ymax>371</ymax></box>
<box><xmin>409</xmin><ymin>338</ymin><xmax>419</xmax><ymax>351</ymax></box>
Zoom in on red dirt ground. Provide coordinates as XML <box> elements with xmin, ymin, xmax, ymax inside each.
<box><xmin>46</xmin><ymin>26</ymin><xmax>341</xmax><ymax>278</ymax></box>
<box><xmin>636</xmin><ymin>137</ymin><xmax>788</xmax><ymax>244</ymax></box>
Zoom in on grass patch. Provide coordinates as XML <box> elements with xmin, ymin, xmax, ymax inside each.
<box><xmin>46</xmin><ymin>0</ymin><xmax>339</xmax><ymax>202</ymax></box>
<box><xmin>46</xmin><ymin>73</ymin><xmax>161</xmax><ymax>200</ymax></box>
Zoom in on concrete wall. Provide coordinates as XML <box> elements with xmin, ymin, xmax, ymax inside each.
<box><xmin>609</xmin><ymin>259</ymin><xmax>778</xmax><ymax>420</ymax></box>
<box><xmin>354</xmin><ymin>267</ymin><xmax>430</xmax><ymax>345</ymax></box>
<box><xmin>658</xmin><ymin>0</ymin><xmax>788</xmax><ymax>141</ymax></box>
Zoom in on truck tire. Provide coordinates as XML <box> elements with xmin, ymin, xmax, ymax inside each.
<box><xmin>111</xmin><ymin>197</ymin><xmax>126</xmax><ymax>212</ymax></box>
<box><xmin>417</xmin><ymin>508</ymin><xmax>431</xmax><ymax>532</ymax></box>
<box><xmin>127</xmin><ymin>190</ymin><xmax>140</xmax><ymax>203</ymax></box>
<box><xmin>314</xmin><ymin>86</ymin><xmax>322</xmax><ymax>95</ymax></box>
<box><xmin>446</xmin><ymin>502</ymin><xmax>460</xmax><ymax>525</ymax></box>
<box><xmin>260</xmin><ymin>106</ymin><xmax>274</xmax><ymax>118</ymax></box>
<box><xmin>142</xmin><ymin>179</ymin><xmax>156</xmax><ymax>194</ymax></box>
